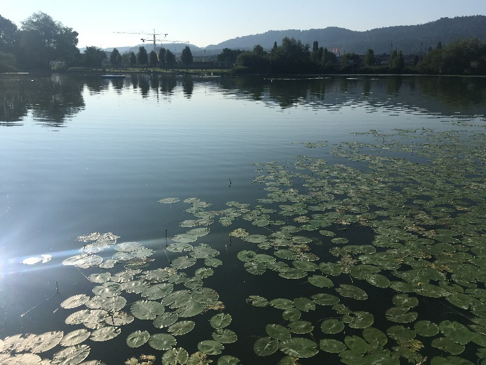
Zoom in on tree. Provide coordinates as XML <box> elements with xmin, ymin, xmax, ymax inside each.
<box><xmin>18</xmin><ymin>12</ymin><xmax>79</xmax><ymax>69</ymax></box>
<box><xmin>181</xmin><ymin>46</ymin><xmax>193</xmax><ymax>67</ymax></box>
<box><xmin>365</xmin><ymin>49</ymin><xmax>375</xmax><ymax>67</ymax></box>
<box><xmin>0</xmin><ymin>15</ymin><xmax>18</xmax><ymax>53</ymax></box>
<box><xmin>217</xmin><ymin>48</ymin><xmax>243</xmax><ymax>64</ymax></box>
<box><xmin>390</xmin><ymin>50</ymin><xmax>404</xmax><ymax>71</ymax></box>
<box><xmin>149</xmin><ymin>50</ymin><xmax>157</xmax><ymax>67</ymax></box>
<box><xmin>158</xmin><ymin>47</ymin><xmax>166</xmax><ymax>67</ymax></box>
<box><xmin>129</xmin><ymin>52</ymin><xmax>136</xmax><ymax>67</ymax></box>
<box><xmin>83</xmin><ymin>46</ymin><xmax>106</xmax><ymax>67</ymax></box>
<box><xmin>110</xmin><ymin>48</ymin><xmax>122</xmax><ymax>67</ymax></box>
<box><xmin>165</xmin><ymin>49</ymin><xmax>176</xmax><ymax>67</ymax></box>
<box><xmin>137</xmin><ymin>46</ymin><xmax>148</xmax><ymax>67</ymax></box>
<box><xmin>321</xmin><ymin>48</ymin><xmax>336</xmax><ymax>68</ymax></box>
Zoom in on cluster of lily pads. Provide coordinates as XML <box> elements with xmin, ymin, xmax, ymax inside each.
<box><xmin>4</xmin><ymin>120</ymin><xmax>486</xmax><ymax>364</ymax></box>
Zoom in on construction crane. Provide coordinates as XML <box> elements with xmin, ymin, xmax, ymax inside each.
<box><xmin>114</xmin><ymin>29</ymin><xmax>188</xmax><ymax>52</ymax></box>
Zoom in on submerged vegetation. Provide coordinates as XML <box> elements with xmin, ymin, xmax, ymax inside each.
<box><xmin>4</xmin><ymin>117</ymin><xmax>486</xmax><ymax>364</ymax></box>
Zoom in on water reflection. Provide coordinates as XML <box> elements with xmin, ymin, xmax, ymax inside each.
<box><xmin>0</xmin><ymin>74</ymin><xmax>485</xmax><ymax>126</ymax></box>
<box><xmin>0</xmin><ymin>74</ymin><xmax>85</xmax><ymax>126</ymax></box>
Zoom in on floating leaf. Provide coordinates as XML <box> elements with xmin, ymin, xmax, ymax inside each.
<box><xmin>212</xmin><ymin>329</ymin><xmax>238</xmax><ymax>344</ymax></box>
<box><xmin>90</xmin><ymin>326</ymin><xmax>121</xmax><ymax>342</ymax></box>
<box><xmin>149</xmin><ymin>333</ymin><xmax>177</xmax><ymax>351</ymax></box>
<box><xmin>126</xmin><ymin>330</ymin><xmax>150</xmax><ymax>348</ymax></box>
<box><xmin>61</xmin><ymin>294</ymin><xmax>90</xmax><ymax>310</ymax></box>
<box><xmin>308</xmin><ymin>275</ymin><xmax>333</xmax><ymax>288</ymax></box>
<box><xmin>217</xmin><ymin>355</ymin><xmax>241</xmax><ymax>365</ymax></box>
<box><xmin>349</xmin><ymin>311</ymin><xmax>374</xmax><ymax>329</ymax></box>
<box><xmin>266</xmin><ymin>324</ymin><xmax>291</xmax><ymax>341</ymax></box>
<box><xmin>414</xmin><ymin>320</ymin><xmax>439</xmax><ymax>337</ymax></box>
<box><xmin>385</xmin><ymin>307</ymin><xmax>418</xmax><ymax>323</ymax></box>
<box><xmin>319</xmin><ymin>339</ymin><xmax>347</xmax><ymax>353</ymax></box>
<box><xmin>279</xmin><ymin>337</ymin><xmax>318</xmax><ymax>358</ymax></box>
<box><xmin>336</xmin><ymin>284</ymin><xmax>368</xmax><ymax>300</ymax></box>
<box><xmin>288</xmin><ymin>320</ymin><xmax>314</xmax><ymax>334</ymax></box>
<box><xmin>154</xmin><ymin>312</ymin><xmax>179</xmax><ymax>329</ymax></box>
<box><xmin>210</xmin><ymin>313</ymin><xmax>232</xmax><ymax>329</ymax></box>
<box><xmin>52</xmin><ymin>344</ymin><xmax>90</xmax><ymax>364</ymax></box>
<box><xmin>321</xmin><ymin>319</ymin><xmax>345</xmax><ymax>334</ymax></box>
<box><xmin>61</xmin><ymin>329</ymin><xmax>90</xmax><ymax>347</ymax></box>
<box><xmin>162</xmin><ymin>347</ymin><xmax>189</xmax><ymax>365</ymax></box>
<box><xmin>198</xmin><ymin>340</ymin><xmax>224</xmax><ymax>355</ymax></box>
<box><xmin>254</xmin><ymin>337</ymin><xmax>278</xmax><ymax>356</ymax></box>
<box><xmin>431</xmin><ymin>337</ymin><xmax>465</xmax><ymax>355</ymax></box>
<box><xmin>168</xmin><ymin>321</ymin><xmax>195</xmax><ymax>336</ymax></box>
<box><xmin>131</xmin><ymin>300</ymin><xmax>165</xmax><ymax>320</ymax></box>
<box><xmin>293</xmin><ymin>297</ymin><xmax>316</xmax><ymax>312</ymax></box>
<box><xmin>439</xmin><ymin>320</ymin><xmax>472</xmax><ymax>345</ymax></box>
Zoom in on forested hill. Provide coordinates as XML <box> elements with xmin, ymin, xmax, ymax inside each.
<box><xmin>205</xmin><ymin>16</ymin><xmax>486</xmax><ymax>55</ymax></box>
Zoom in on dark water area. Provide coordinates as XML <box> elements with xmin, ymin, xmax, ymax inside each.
<box><xmin>0</xmin><ymin>73</ymin><xmax>485</xmax><ymax>364</ymax></box>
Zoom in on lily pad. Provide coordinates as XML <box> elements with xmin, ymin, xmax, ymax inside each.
<box><xmin>319</xmin><ymin>339</ymin><xmax>347</xmax><ymax>353</ymax></box>
<box><xmin>210</xmin><ymin>313</ymin><xmax>232</xmax><ymax>329</ymax></box>
<box><xmin>149</xmin><ymin>333</ymin><xmax>177</xmax><ymax>351</ymax></box>
<box><xmin>266</xmin><ymin>324</ymin><xmax>291</xmax><ymax>341</ymax></box>
<box><xmin>168</xmin><ymin>321</ymin><xmax>196</xmax><ymax>336</ymax></box>
<box><xmin>212</xmin><ymin>329</ymin><xmax>238</xmax><ymax>344</ymax></box>
<box><xmin>162</xmin><ymin>347</ymin><xmax>189</xmax><ymax>365</ymax></box>
<box><xmin>321</xmin><ymin>319</ymin><xmax>345</xmax><ymax>334</ymax></box>
<box><xmin>279</xmin><ymin>337</ymin><xmax>319</xmax><ymax>358</ymax></box>
<box><xmin>198</xmin><ymin>340</ymin><xmax>224</xmax><ymax>355</ymax></box>
<box><xmin>254</xmin><ymin>337</ymin><xmax>278</xmax><ymax>356</ymax></box>
<box><xmin>126</xmin><ymin>330</ymin><xmax>150</xmax><ymax>348</ymax></box>
<box><xmin>414</xmin><ymin>320</ymin><xmax>439</xmax><ymax>337</ymax></box>
<box><xmin>308</xmin><ymin>275</ymin><xmax>333</xmax><ymax>288</ymax></box>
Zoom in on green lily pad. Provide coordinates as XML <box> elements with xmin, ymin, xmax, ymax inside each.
<box><xmin>319</xmin><ymin>339</ymin><xmax>347</xmax><ymax>353</ymax></box>
<box><xmin>288</xmin><ymin>320</ymin><xmax>314</xmax><ymax>334</ymax></box>
<box><xmin>362</xmin><ymin>327</ymin><xmax>388</xmax><ymax>346</ymax></box>
<box><xmin>312</xmin><ymin>293</ymin><xmax>340</xmax><ymax>306</ymax></box>
<box><xmin>414</xmin><ymin>320</ymin><xmax>439</xmax><ymax>337</ymax></box>
<box><xmin>254</xmin><ymin>337</ymin><xmax>278</xmax><ymax>356</ymax></box>
<box><xmin>293</xmin><ymin>297</ymin><xmax>316</xmax><ymax>312</ymax></box>
<box><xmin>321</xmin><ymin>319</ymin><xmax>345</xmax><ymax>334</ymax></box>
<box><xmin>168</xmin><ymin>321</ymin><xmax>196</xmax><ymax>336</ymax></box>
<box><xmin>266</xmin><ymin>324</ymin><xmax>291</xmax><ymax>341</ymax></box>
<box><xmin>210</xmin><ymin>313</ymin><xmax>232</xmax><ymax>329</ymax></box>
<box><xmin>336</xmin><ymin>284</ymin><xmax>368</xmax><ymax>300</ymax></box>
<box><xmin>126</xmin><ymin>330</ymin><xmax>150</xmax><ymax>348</ymax></box>
<box><xmin>162</xmin><ymin>347</ymin><xmax>189</xmax><ymax>365</ymax></box>
<box><xmin>431</xmin><ymin>337</ymin><xmax>465</xmax><ymax>355</ymax></box>
<box><xmin>198</xmin><ymin>340</ymin><xmax>224</xmax><ymax>355</ymax></box>
<box><xmin>344</xmin><ymin>335</ymin><xmax>369</xmax><ymax>354</ymax></box>
<box><xmin>217</xmin><ymin>355</ymin><xmax>241</xmax><ymax>365</ymax></box>
<box><xmin>439</xmin><ymin>320</ymin><xmax>472</xmax><ymax>345</ymax></box>
<box><xmin>212</xmin><ymin>329</ymin><xmax>238</xmax><ymax>344</ymax></box>
<box><xmin>308</xmin><ymin>275</ymin><xmax>333</xmax><ymax>288</ymax></box>
<box><xmin>131</xmin><ymin>300</ymin><xmax>165</xmax><ymax>320</ymax></box>
<box><xmin>149</xmin><ymin>333</ymin><xmax>177</xmax><ymax>351</ymax></box>
<box><xmin>279</xmin><ymin>337</ymin><xmax>319</xmax><ymax>358</ymax></box>
<box><xmin>385</xmin><ymin>307</ymin><xmax>418</xmax><ymax>323</ymax></box>
<box><xmin>349</xmin><ymin>311</ymin><xmax>374</xmax><ymax>329</ymax></box>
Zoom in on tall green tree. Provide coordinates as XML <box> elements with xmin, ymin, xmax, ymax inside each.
<box><xmin>137</xmin><ymin>46</ymin><xmax>148</xmax><ymax>67</ymax></box>
<box><xmin>129</xmin><ymin>52</ymin><xmax>136</xmax><ymax>67</ymax></box>
<box><xmin>181</xmin><ymin>46</ymin><xmax>193</xmax><ymax>67</ymax></box>
<box><xmin>158</xmin><ymin>47</ymin><xmax>166</xmax><ymax>67</ymax></box>
<box><xmin>110</xmin><ymin>48</ymin><xmax>122</xmax><ymax>67</ymax></box>
<box><xmin>217</xmin><ymin>48</ymin><xmax>242</xmax><ymax>64</ymax></box>
<box><xmin>365</xmin><ymin>49</ymin><xmax>375</xmax><ymax>67</ymax></box>
<box><xmin>0</xmin><ymin>15</ymin><xmax>19</xmax><ymax>53</ymax></box>
<box><xmin>149</xmin><ymin>50</ymin><xmax>158</xmax><ymax>67</ymax></box>
<box><xmin>165</xmin><ymin>49</ymin><xmax>176</xmax><ymax>67</ymax></box>
<box><xmin>83</xmin><ymin>46</ymin><xmax>106</xmax><ymax>67</ymax></box>
<box><xmin>18</xmin><ymin>12</ymin><xmax>79</xmax><ymax>69</ymax></box>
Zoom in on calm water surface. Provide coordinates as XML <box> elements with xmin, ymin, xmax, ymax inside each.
<box><xmin>0</xmin><ymin>74</ymin><xmax>485</xmax><ymax>364</ymax></box>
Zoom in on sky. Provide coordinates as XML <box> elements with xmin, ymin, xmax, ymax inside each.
<box><xmin>2</xmin><ymin>0</ymin><xmax>486</xmax><ymax>49</ymax></box>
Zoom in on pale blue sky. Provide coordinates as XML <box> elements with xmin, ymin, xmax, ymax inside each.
<box><xmin>2</xmin><ymin>0</ymin><xmax>485</xmax><ymax>49</ymax></box>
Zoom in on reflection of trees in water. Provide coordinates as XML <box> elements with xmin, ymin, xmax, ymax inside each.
<box><xmin>2</xmin><ymin>74</ymin><xmax>484</xmax><ymax>128</ymax></box>
<box><xmin>0</xmin><ymin>74</ymin><xmax>85</xmax><ymax>127</ymax></box>
<box><xmin>222</xmin><ymin>76</ymin><xmax>486</xmax><ymax>116</ymax></box>
<box><xmin>182</xmin><ymin>76</ymin><xmax>193</xmax><ymax>98</ymax></box>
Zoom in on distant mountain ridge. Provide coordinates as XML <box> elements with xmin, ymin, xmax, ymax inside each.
<box><xmin>92</xmin><ymin>16</ymin><xmax>486</xmax><ymax>56</ymax></box>
<box><xmin>204</xmin><ymin>16</ymin><xmax>486</xmax><ymax>55</ymax></box>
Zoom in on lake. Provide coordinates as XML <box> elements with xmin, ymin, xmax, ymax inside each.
<box><xmin>0</xmin><ymin>73</ymin><xmax>486</xmax><ymax>364</ymax></box>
